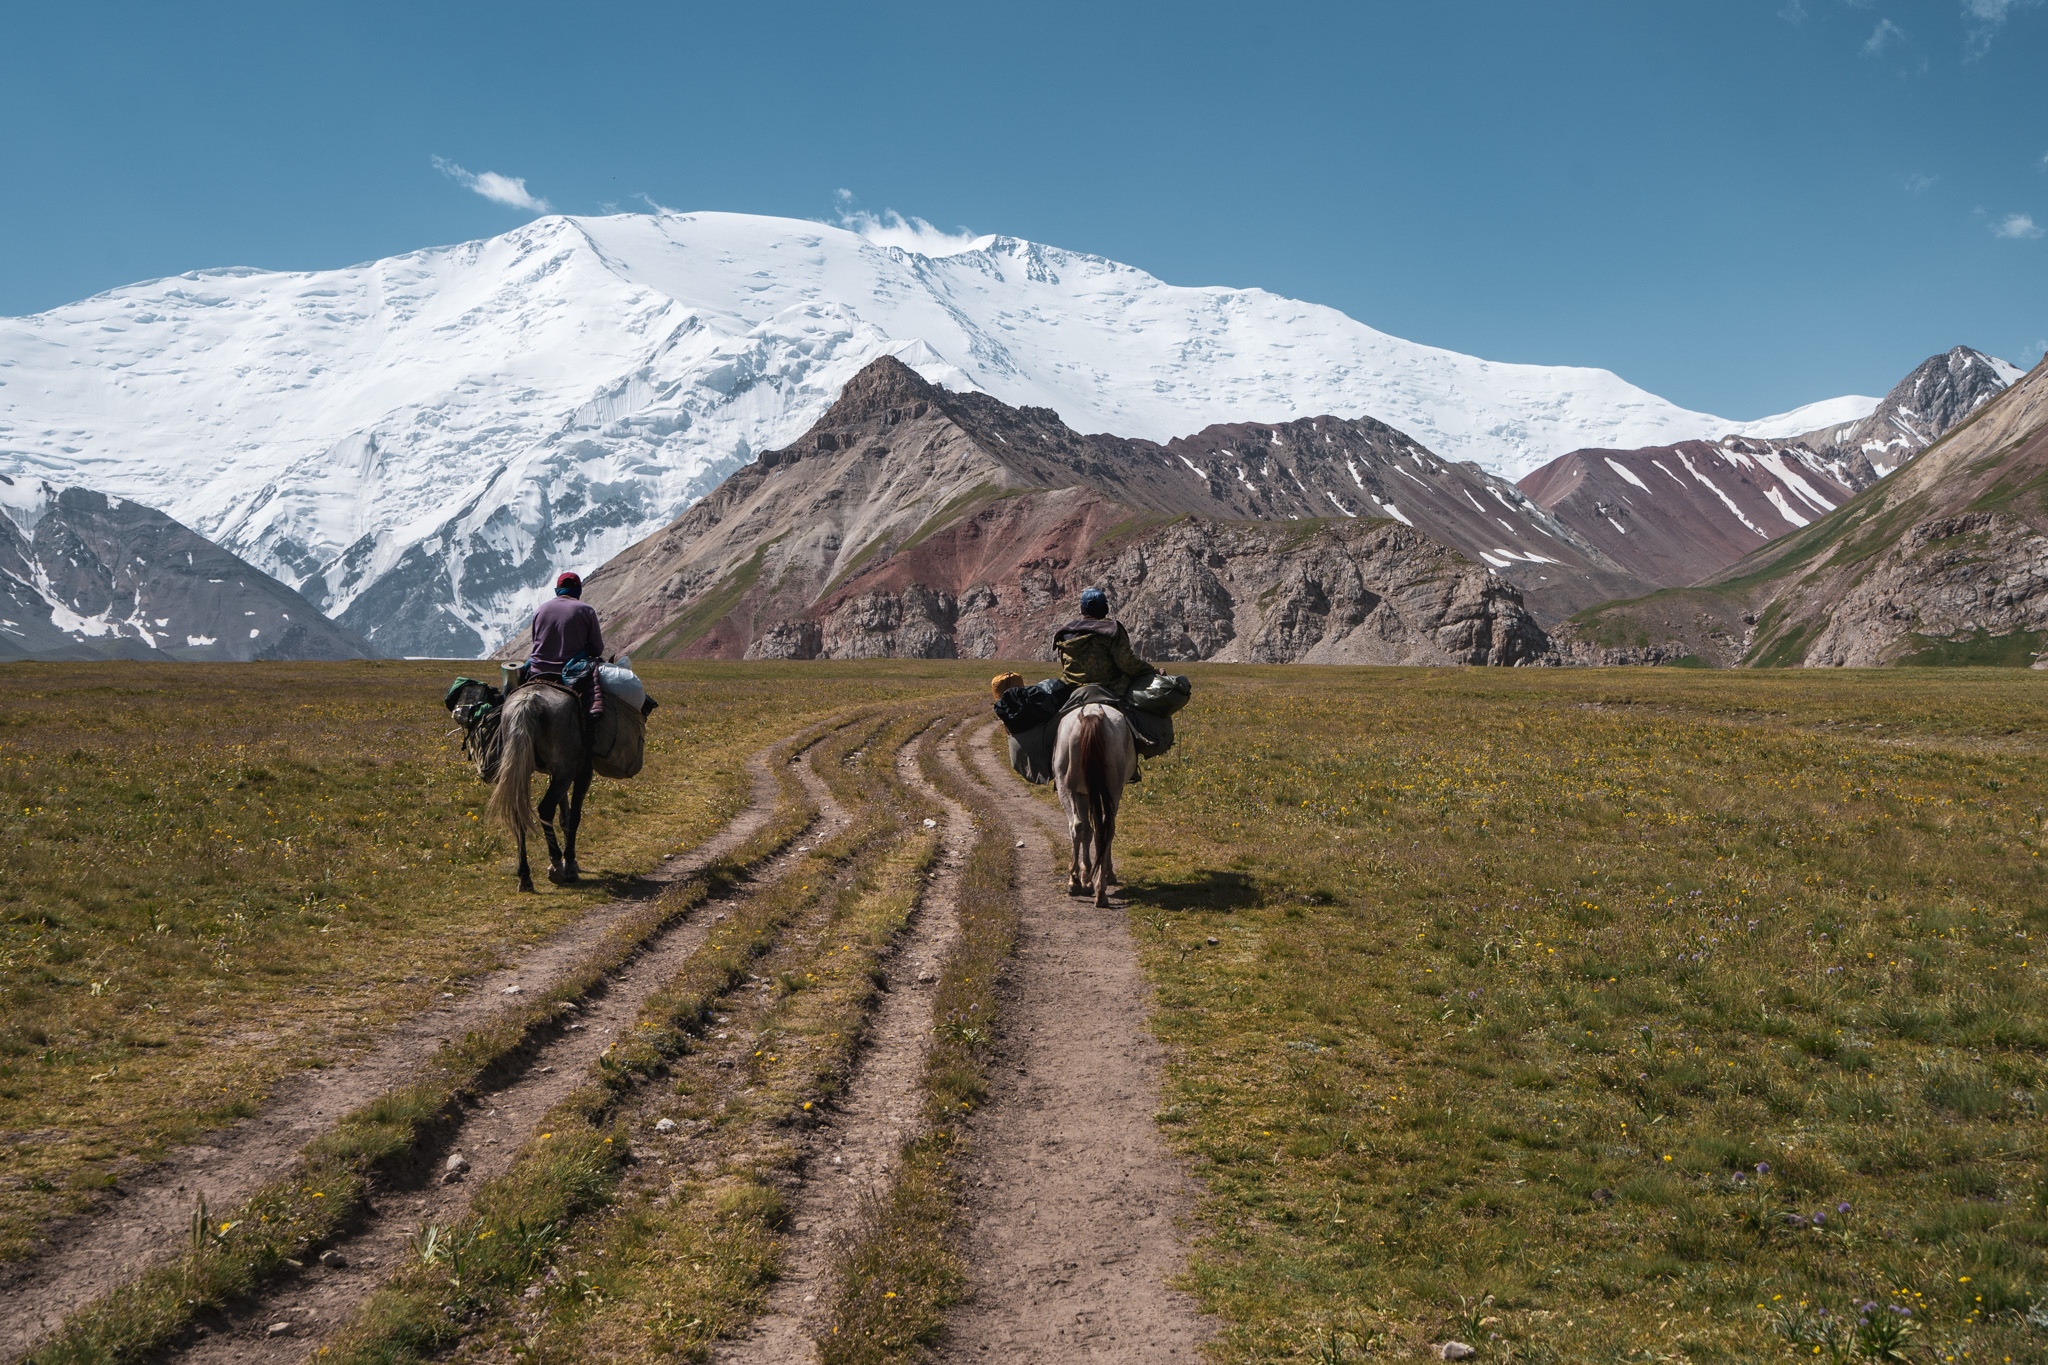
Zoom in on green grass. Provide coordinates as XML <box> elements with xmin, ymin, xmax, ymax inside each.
<box><xmin>1100</xmin><ymin>665</ymin><xmax>2048</xmax><ymax>1363</ymax></box>
<box><xmin>1898</xmin><ymin>629</ymin><xmax>2046</xmax><ymax>668</ymax></box>
<box><xmin>0</xmin><ymin>660</ymin><xmax>968</xmax><ymax>1259</ymax></box>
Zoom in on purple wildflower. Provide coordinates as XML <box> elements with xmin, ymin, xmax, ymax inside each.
<box><xmin>1837</xmin><ymin>1202</ymin><xmax>1851</xmax><ymax>1214</ymax></box>
<box><xmin>1756</xmin><ymin>1162</ymin><xmax>1771</xmax><ymax>1175</ymax></box>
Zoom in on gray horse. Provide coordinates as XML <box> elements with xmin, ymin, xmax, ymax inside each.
<box><xmin>486</xmin><ymin>682</ymin><xmax>594</xmax><ymax>893</ymax></box>
<box><xmin>1053</xmin><ymin>702</ymin><xmax>1137</xmax><ymax>907</ymax></box>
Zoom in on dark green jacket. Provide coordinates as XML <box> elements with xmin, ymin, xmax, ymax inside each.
<box><xmin>1053</xmin><ymin>618</ymin><xmax>1156</xmax><ymax>694</ymax></box>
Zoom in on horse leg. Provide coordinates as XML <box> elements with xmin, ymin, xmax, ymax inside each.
<box><xmin>1067</xmin><ymin>800</ymin><xmax>1090</xmax><ymax>896</ymax></box>
<box><xmin>539</xmin><ymin>777</ymin><xmax>567</xmax><ymax>877</ymax></box>
<box><xmin>560</xmin><ymin>768</ymin><xmax>591</xmax><ymax>880</ymax></box>
<box><xmin>1094</xmin><ymin>797</ymin><xmax>1118</xmax><ymax>908</ymax></box>
<box><xmin>515</xmin><ymin>827</ymin><xmax>534</xmax><ymax>894</ymax></box>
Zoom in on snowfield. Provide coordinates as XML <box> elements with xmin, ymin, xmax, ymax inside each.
<box><xmin>0</xmin><ymin>210</ymin><xmax>1866</xmax><ymax>654</ymax></box>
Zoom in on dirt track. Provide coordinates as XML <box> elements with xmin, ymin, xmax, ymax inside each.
<box><xmin>714</xmin><ymin>723</ymin><xmax>971</xmax><ymax>1364</ymax></box>
<box><xmin>932</xmin><ymin>724</ymin><xmax>1212</xmax><ymax>1362</ymax></box>
<box><xmin>8</xmin><ymin>707</ymin><xmax>1216</xmax><ymax>1363</ymax></box>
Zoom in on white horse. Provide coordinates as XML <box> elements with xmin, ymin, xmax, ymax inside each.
<box><xmin>1053</xmin><ymin>703</ymin><xmax>1137</xmax><ymax>907</ymax></box>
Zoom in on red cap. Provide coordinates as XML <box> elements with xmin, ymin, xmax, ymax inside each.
<box><xmin>556</xmin><ymin>571</ymin><xmax>581</xmax><ymax>590</ymax></box>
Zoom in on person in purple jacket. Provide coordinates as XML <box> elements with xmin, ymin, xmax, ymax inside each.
<box><xmin>527</xmin><ymin>571</ymin><xmax>604</xmax><ymax>681</ymax></box>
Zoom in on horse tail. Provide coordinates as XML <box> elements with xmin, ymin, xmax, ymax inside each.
<box><xmin>487</xmin><ymin>691</ymin><xmax>538</xmax><ymax>836</ymax></box>
<box><xmin>1078</xmin><ymin>709</ymin><xmax>1109</xmax><ymax>834</ymax></box>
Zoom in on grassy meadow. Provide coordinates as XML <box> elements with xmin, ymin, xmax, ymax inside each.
<box><xmin>7</xmin><ymin>656</ymin><xmax>2048</xmax><ymax>1365</ymax></box>
<box><xmin>1095</xmin><ymin>666</ymin><xmax>2048</xmax><ymax>1362</ymax></box>
<box><xmin>0</xmin><ymin>659</ymin><xmax>967</xmax><ymax>1260</ymax></box>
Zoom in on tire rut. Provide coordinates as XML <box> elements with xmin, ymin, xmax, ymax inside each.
<box><xmin>714</xmin><ymin>721</ymin><xmax>973</xmax><ymax>1365</ymax></box>
<box><xmin>0</xmin><ymin>740</ymin><xmax>797</xmax><ymax>1359</ymax></box>
<box><xmin>148</xmin><ymin>746</ymin><xmax>853</xmax><ymax>1365</ymax></box>
<box><xmin>932</xmin><ymin>723</ymin><xmax>1212</xmax><ymax>1363</ymax></box>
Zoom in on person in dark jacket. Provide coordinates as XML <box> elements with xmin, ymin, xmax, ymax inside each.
<box><xmin>1053</xmin><ymin>588</ymin><xmax>1155</xmax><ymax>696</ymax></box>
<box><xmin>528</xmin><ymin>572</ymin><xmax>604</xmax><ymax>681</ymax></box>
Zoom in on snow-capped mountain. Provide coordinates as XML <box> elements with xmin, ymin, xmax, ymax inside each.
<box><xmin>0</xmin><ymin>210</ymin><xmax>1872</xmax><ymax>654</ymax></box>
<box><xmin>0</xmin><ymin>476</ymin><xmax>374</xmax><ymax>661</ymax></box>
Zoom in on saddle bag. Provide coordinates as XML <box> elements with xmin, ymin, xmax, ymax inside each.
<box><xmin>444</xmin><ymin>677</ymin><xmax>506</xmax><ymax>783</ymax></box>
<box><xmin>1008</xmin><ymin>719</ymin><xmax>1057</xmax><ymax>786</ymax></box>
<box><xmin>1128</xmin><ymin>708</ymin><xmax>1175</xmax><ymax>758</ymax></box>
<box><xmin>993</xmin><ymin>677</ymin><xmax>1074</xmax><ymax>736</ymax></box>
<box><xmin>590</xmin><ymin>702</ymin><xmax>647</xmax><ymax>780</ymax></box>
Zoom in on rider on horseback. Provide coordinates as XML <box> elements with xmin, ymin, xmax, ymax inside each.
<box><xmin>527</xmin><ymin>572</ymin><xmax>603</xmax><ymax>683</ymax></box>
<box><xmin>1053</xmin><ymin>588</ymin><xmax>1156</xmax><ymax>697</ymax></box>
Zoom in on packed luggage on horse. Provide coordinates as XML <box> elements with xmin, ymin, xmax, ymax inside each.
<box><xmin>443</xmin><ymin>570</ymin><xmax>660</xmax><ymax>892</ymax></box>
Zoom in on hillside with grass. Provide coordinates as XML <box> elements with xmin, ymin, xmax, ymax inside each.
<box><xmin>1564</xmin><ymin>356</ymin><xmax>2048</xmax><ymax>668</ymax></box>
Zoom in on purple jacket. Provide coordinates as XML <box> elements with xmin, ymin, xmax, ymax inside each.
<box><xmin>528</xmin><ymin>596</ymin><xmax>604</xmax><ymax>672</ymax></box>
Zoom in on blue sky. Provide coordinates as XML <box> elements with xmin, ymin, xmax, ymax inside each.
<box><xmin>2</xmin><ymin>1</ymin><xmax>2042</xmax><ymax>419</ymax></box>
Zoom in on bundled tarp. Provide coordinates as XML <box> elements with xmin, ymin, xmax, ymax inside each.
<box><xmin>994</xmin><ymin>677</ymin><xmax>1073</xmax><ymax>736</ymax></box>
<box><xmin>1127</xmin><ymin>673</ymin><xmax>1192</xmax><ymax>716</ymax></box>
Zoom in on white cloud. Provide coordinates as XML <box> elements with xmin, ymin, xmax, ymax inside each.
<box><xmin>833</xmin><ymin>200</ymin><xmax>990</xmax><ymax>257</ymax></box>
<box><xmin>1962</xmin><ymin>0</ymin><xmax>2040</xmax><ymax>57</ymax></box>
<box><xmin>2039</xmin><ymin>151</ymin><xmax>2048</xmax><ymax>169</ymax></box>
<box><xmin>431</xmin><ymin>156</ymin><xmax>552</xmax><ymax>213</ymax></box>
<box><xmin>1993</xmin><ymin>212</ymin><xmax>2044</xmax><ymax>238</ymax></box>
<box><xmin>1903</xmin><ymin>172</ymin><xmax>1940</xmax><ymax>193</ymax></box>
<box><xmin>634</xmin><ymin>192</ymin><xmax>679</xmax><ymax>216</ymax></box>
<box><xmin>1863</xmin><ymin>17</ymin><xmax>1906</xmax><ymax>52</ymax></box>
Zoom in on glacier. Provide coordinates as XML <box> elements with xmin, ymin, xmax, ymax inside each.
<box><xmin>0</xmin><ymin>210</ymin><xmax>1859</xmax><ymax>654</ymax></box>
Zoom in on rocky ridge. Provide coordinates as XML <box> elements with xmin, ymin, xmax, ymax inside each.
<box><xmin>527</xmin><ymin>358</ymin><xmax>1549</xmax><ymax>666</ymax></box>
<box><xmin>1519</xmin><ymin>437</ymin><xmax>1858</xmax><ymax>591</ymax></box>
<box><xmin>1562</xmin><ymin>356</ymin><xmax>2048</xmax><ymax>668</ymax></box>
<box><xmin>1515</xmin><ymin>347</ymin><xmax>2020</xmax><ymax>597</ymax></box>
<box><xmin>0</xmin><ymin>479</ymin><xmax>377</xmax><ymax>662</ymax></box>
<box><xmin>1783</xmin><ymin>345</ymin><xmax>2023</xmax><ymax>483</ymax></box>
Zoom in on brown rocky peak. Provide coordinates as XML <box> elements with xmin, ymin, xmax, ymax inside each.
<box><xmin>807</xmin><ymin>354</ymin><xmax>947</xmax><ymax>433</ymax></box>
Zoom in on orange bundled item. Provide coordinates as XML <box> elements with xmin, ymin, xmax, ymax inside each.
<box><xmin>989</xmin><ymin>671</ymin><xmax>1024</xmax><ymax>701</ymax></box>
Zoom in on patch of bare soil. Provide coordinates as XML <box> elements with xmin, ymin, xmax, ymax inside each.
<box><xmin>0</xmin><ymin>743</ymin><xmax>795</xmax><ymax>1360</ymax></box>
<box><xmin>932</xmin><ymin>725</ymin><xmax>1212</xmax><ymax>1363</ymax></box>
<box><xmin>714</xmin><ymin>724</ymin><xmax>971</xmax><ymax>1365</ymax></box>
<box><xmin>143</xmin><ymin>748</ymin><xmax>851</xmax><ymax>1365</ymax></box>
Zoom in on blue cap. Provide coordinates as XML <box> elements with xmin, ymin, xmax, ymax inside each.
<box><xmin>1079</xmin><ymin>588</ymin><xmax>1109</xmax><ymax>617</ymax></box>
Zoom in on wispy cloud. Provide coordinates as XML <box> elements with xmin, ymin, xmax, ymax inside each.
<box><xmin>1962</xmin><ymin>0</ymin><xmax>2040</xmax><ymax>57</ymax></box>
<box><xmin>634</xmin><ymin>192</ymin><xmax>679</xmax><ymax>216</ymax></box>
<box><xmin>1863</xmin><ymin>17</ymin><xmax>1906</xmax><ymax>52</ymax></box>
<box><xmin>832</xmin><ymin>193</ymin><xmax>987</xmax><ymax>257</ymax></box>
<box><xmin>1903</xmin><ymin>172</ymin><xmax>1940</xmax><ymax>193</ymax></box>
<box><xmin>1993</xmin><ymin>212</ymin><xmax>2044</xmax><ymax>239</ymax></box>
<box><xmin>431</xmin><ymin>156</ymin><xmax>552</xmax><ymax>213</ymax></box>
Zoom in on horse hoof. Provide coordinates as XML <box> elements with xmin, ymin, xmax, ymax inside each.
<box><xmin>547</xmin><ymin>867</ymin><xmax>581</xmax><ymax>885</ymax></box>
<box><xmin>1067</xmin><ymin>883</ymin><xmax>1088</xmax><ymax>897</ymax></box>
<box><xmin>518</xmin><ymin>881</ymin><xmax>536</xmax><ymax>894</ymax></box>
